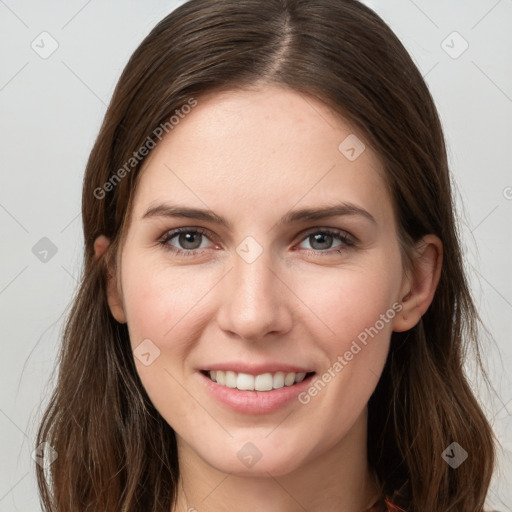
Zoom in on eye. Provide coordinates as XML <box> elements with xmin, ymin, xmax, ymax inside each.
<box><xmin>159</xmin><ymin>227</ymin><xmax>356</xmax><ymax>257</ymax></box>
<box><xmin>297</xmin><ymin>229</ymin><xmax>355</xmax><ymax>254</ymax></box>
<box><xmin>159</xmin><ymin>227</ymin><xmax>216</xmax><ymax>256</ymax></box>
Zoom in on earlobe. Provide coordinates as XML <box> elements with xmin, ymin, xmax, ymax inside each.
<box><xmin>93</xmin><ymin>235</ymin><xmax>127</xmax><ymax>324</ymax></box>
<box><xmin>393</xmin><ymin>234</ymin><xmax>443</xmax><ymax>332</ymax></box>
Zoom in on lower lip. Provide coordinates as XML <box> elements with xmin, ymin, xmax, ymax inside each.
<box><xmin>197</xmin><ymin>371</ymin><xmax>316</xmax><ymax>415</ymax></box>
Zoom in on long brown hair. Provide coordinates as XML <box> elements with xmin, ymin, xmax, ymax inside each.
<box><xmin>35</xmin><ymin>0</ymin><xmax>496</xmax><ymax>510</ymax></box>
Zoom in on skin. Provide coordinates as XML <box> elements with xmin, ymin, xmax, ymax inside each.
<box><xmin>94</xmin><ymin>85</ymin><xmax>442</xmax><ymax>512</ymax></box>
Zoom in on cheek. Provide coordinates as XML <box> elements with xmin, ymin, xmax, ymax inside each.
<box><xmin>298</xmin><ymin>256</ymin><xmax>401</xmax><ymax>349</ymax></box>
<box><xmin>292</xmin><ymin>255</ymin><xmax>401</xmax><ymax>410</ymax></box>
<box><xmin>120</xmin><ymin>253</ymin><xmax>210</xmax><ymax>347</ymax></box>
<box><xmin>119</xmin><ymin>254</ymin><xmax>209</xmax><ymax>427</ymax></box>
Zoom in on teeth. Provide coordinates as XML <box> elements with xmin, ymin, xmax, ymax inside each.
<box><xmin>273</xmin><ymin>371</ymin><xmax>285</xmax><ymax>388</ymax></box>
<box><xmin>254</xmin><ymin>373</ymin><xmax>273</xmax><ymax>391</ymax></box>
<box><xmin>237</xmin><ymin>372</ymin><xmax>255</xmax><ymax>390</ymax></box>
<box><xmin>208</xmin><ymin>370</ymin><xmax>309</xmax><ymax>391</ymax></box>
<box><xmin>284</xmin><ymin>372</ymin><xmax>295</xmax><ymax>386</ymax></box>
<box><xmin>225</xmin><ymin>370</ymin><xmax>237</xmax><ymax>388</ymax></box>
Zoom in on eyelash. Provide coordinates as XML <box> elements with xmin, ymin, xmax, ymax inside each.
<box><xmin>158</xmin><ymin>227</ymin><xmax>356</xmax><ymax>257</ymax></box>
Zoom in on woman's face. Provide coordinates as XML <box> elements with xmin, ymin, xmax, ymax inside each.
<box><xmin>109</xmin><ymin>85</ymin><xmax>410</xmax><ymax>476</ymax></box>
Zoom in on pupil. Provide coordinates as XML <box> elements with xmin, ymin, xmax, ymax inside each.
<box><xmin>180</xmin><ymin>232</ymin><xmax>201</xmax><ymax>249</ymax></box>
<box><xmin>311</xmin><ymin>233</ymin><xmax>332</xmax><ymax>250</ymax></box>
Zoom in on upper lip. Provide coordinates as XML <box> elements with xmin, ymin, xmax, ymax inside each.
<box><xmin>200</xmin><ymin>362</ymin><xmax>315</xmax><ymax>375</ymax></box>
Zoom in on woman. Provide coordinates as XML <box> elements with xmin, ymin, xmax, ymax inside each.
<box><xmin>35</xmin><ymin>0</ymin><xmax>496</xmax><ymax>510</ymax></box>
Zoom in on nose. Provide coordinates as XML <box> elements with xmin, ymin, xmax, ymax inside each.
<box><xmin>216</xmin><ymin>247</ymin><xmax>293</xmax><ymax>341</ymax></box>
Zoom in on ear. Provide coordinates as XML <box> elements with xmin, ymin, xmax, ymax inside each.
<box><xmin>393</xmin><ymin>234</ymin><xmax>443</xmax><ymax>332</ymax></box>
<box><xmin>93</xmin><ymin>235</ymin><xmax>127</xmax><ymax>324</ymax></box>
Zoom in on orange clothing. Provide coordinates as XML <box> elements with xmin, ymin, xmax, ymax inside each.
<box><xmin>368</xmin><ymin>498</ymin><xmax>407</xmax><ymax>511</ymax></box>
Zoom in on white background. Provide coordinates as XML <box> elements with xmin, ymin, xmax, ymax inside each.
<box><xmin>0</xmin><ymin>0</ymin><xmax>510</xmax><ymax>509</ymax></box>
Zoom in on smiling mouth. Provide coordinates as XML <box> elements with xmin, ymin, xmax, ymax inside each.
<box><xmin>200</xmin><ymin>370</ymin><xmax>316</xmax><ymax>392</ymax></box>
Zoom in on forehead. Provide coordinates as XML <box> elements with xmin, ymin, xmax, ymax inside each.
<box><xmin>132</xmin><ymin>85</ymin><xmax>392</xmax><ymax>226</ymax></box>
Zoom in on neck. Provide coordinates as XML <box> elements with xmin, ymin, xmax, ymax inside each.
<box><xmin>172</xmin><ymin>409</ymin><xmax>380</xmax><ymax>512</ymax></box>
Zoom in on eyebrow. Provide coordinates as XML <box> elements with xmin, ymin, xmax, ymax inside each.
<box><xmin>142</xmin><ymin>202</ymin><xmax>377</xmax><ymax>229</ymax></box>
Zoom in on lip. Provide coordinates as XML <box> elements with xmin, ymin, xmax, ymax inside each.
<box><xmin>197</xmin><ymin>370</ymin><xmax>316</xmax><ymax>415</ymax></box>
<box><xmin>199</xmin><ymin>362</ymin><xmax>314</xmax><ymax>375</ymax></box>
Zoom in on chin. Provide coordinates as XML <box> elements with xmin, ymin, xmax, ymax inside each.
<box><xmin>196</xmin><ymin>438</ymin><xmax>311</xmax><ymax>477</ymax></box>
